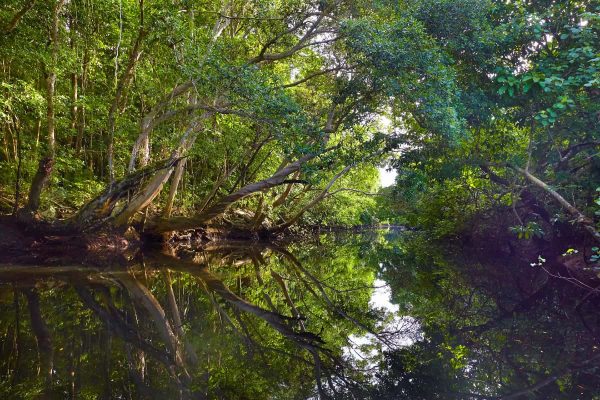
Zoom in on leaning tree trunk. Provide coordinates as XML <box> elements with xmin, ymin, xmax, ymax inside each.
<box><xmin>2</xmin><ymin>0</ymin><xmax>36</xmax><ymax>35</ymax></box>
<box><xmin>272</xmin><ymin>171</ymin><xmax>299</xmax><ymax>208</ymax></box>
<box><xmin>513</xmin><ymin>166</ymin><xmax>600</xmax><ymax>243</ymax></box>
<box><xmin>113</xmin><ymin>115</ymin><xmax>209</xmax><ymax>227</ymax></box>
<box><xmin>67</xmin><ymin>157</ymin><xmax>180</xmax><ymax>231</ymax></box>
<box><xmin>147</xmin><ymin>153</ymin><xmax>316</xmax><ymax>233</ymax></box>
<box><xmin>163</xmin><ymin>159</ymin><xmax>186</xmax><ymax>218</ymax></box>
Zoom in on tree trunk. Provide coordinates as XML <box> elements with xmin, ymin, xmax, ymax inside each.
<box><xmin>480</xmin><ymin>164</ymin><xmax>550</xmax><ymax>222</ymax></box>
<box><xmin>114</xmin><ymin>117</ymin><xmax>207</xmax><ymax>227</ymax></box>
<box><xmin>67</xmin><ymin>157</ymin><xmax>179</xmax><ymax>230</ymax></box>
<box><xmin>113</xmin><ymin>167</ymin><xmax>175</xmax><ymax>226</ymax></box>
<box><xmin>75</xmin><ymin>49</ymin><xmax>89</xmax><ymax>155</ymax></box>
<box><xmin>24</xmin><ymin>157</ymin><xmax>54</xmax><ymax>214</ymax></box>
<box><xmin>197</xmin><ymin>164</ymin><xmax>232</xmax><ymax>213</ymax></box>
<box><xmin>163</xmin><ymin>159</ymin><xmax>186</xmax><ymax>218</ymax></box>
<box><xmin>107</xmin><ymin>25</ymin><xmax>145</xmax><ymax>182</ymax></box>
<box><xmin>70</xmin><ymin>73</ymin><xmax>78</xmax><ymax>142</ymax></box>
<box><xmin>127</xmin><ymin>82</ymin><xmax>192</xmax><ymax>172</ymax></box>
<box><xmin>13</xmin><ymin>118</ymin><xmax>22</xmax><ymax>215</ymax></box>
<box><xmin>2</xmin><ymin>124</ymin><xmax>11</xmax><ymax>161</ymax></box>
<box><xmin>149</xmin><ymin>154</ymin><xmax>316</xmax><ymax>233</ymax></box>
<box><xmin>3</xmin><ymin>0</ymin><xmax>36</xmax><ymax>35</ymax></box>
<box><xmin>272</xmin><ymin>171</ymin><xmax>299</xmax><ymax>208</ymax></box>
<box><xmin>25</xmin><ymin>0</ymin><xmax>65</xmax><ymax>216</ymax></box>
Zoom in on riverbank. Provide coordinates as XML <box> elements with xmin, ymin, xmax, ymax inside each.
<box><xmin>0</xmin><ymin>214</ymin><xmax>400</xmax><ymax>264</ymax></box>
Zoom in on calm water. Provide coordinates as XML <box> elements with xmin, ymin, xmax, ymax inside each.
<box><xmin>1</xmin><ymin>230</ymin><xmax>599</xmax><ymax>399</ymax></box>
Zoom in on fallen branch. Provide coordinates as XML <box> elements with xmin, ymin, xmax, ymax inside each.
<box><xmin>512</xmin><ymin>165</ymin><xmax>600</xmax><ymax>243</ymax></box>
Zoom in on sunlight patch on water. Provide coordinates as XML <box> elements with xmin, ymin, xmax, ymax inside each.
<box><xmin>344</xmin><ymin>279</ymin><xmax>422</xmax><ymax>371</ymax></box>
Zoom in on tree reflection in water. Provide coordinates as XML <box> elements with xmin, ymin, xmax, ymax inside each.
<box><xmin>0</xmin><ymin>232</ymin><xmax>599</xmax><ymax>399</ymax></box>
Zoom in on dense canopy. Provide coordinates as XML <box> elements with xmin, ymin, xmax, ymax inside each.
<box><xmin>1</xmin><ymin>0</ymin><xmax>600</xmax><ymax>399</ymax></box>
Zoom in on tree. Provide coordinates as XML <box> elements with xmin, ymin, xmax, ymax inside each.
<box><xmin>384</xmin><ymin>0</ymin><xmax>600</xmax><ymax>247</ymax></box>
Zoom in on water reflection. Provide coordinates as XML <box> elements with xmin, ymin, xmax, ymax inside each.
<box><xmin>0</xmin><ymin>235</ymin><xmax>395</xmax><ymax>399</ymax></box>
<box><xmin>0</xmin><ymin>231</ymin><xmax>599</xmax><ymax>399</ymax></box>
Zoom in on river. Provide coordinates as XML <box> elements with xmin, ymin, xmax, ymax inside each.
<box><xmin>1</xmin><ymin>229</ymin><xmax>599</xmax><ymax>399</ymax></box>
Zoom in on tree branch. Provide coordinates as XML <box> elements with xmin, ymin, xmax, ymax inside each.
<box><xmin>3</xmin><ymin>0</ymin><xmax>36</xmax><ymax>35</ymax></box>
<box><xmin>512</xmin><ymin>165</ymin><xmax>600</xmax><ymax>243</ymax></box>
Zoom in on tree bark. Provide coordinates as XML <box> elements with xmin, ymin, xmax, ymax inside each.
<box><xmin>162</xmin><ymin>159</ymin><xmax>186</xmax><ymax>218</ymax></box>
<box><xmin>480</xmin><ymin>164</ymin><xmax>550</xmax><ymax>222</ymax></box>
<box><xmin>75</xmin><ymin>49</ymin><xmax>89</xmax><ymax>154</ymax></box>
<box><xmin>114</xmin><ymin>116</ymin><xmax>208</xmax><ymax>227</ymax></box>
<box><xmin>128</xmin><ymin>81</ymin><xmax>194</xmax><ymax>172</ymax></box>
<box><xmin>45</xmin><ymin>0</ymin><xmax>65</xmax><ymax>159</ymax></box>
<box><xmin>272</xmin><ymin>171</ymin><xmax>299</xmax><ymax>208</ymax></box>
<box><xmin>67</xmin><ymin>157</ymin><xmax>179</xmax><ymax>230</ymax></box>
<box><xmin>13</xmin><ymin>117</ymin><xmax>23</xmax><ymax>215</ymax></box>
<box><xmin>24</xmin><ymin>157</ymin><xmax>54</xmax><ymax>214</ymax></box>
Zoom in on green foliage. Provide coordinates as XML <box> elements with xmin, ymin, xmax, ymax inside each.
<box><xmin>0</xmin><ymin>234</ymin><xmax>386</xmax><ymax>398</ymax></box>
<box><xmin>510</xmin><ymin>221</ymin><xmax>544</xmax><ymax>240</ymax></box>
<box><xmin>1</xmin><ymin>0</ymin><xmax>397</xmax><ymax>224</ymax></box>
<box><xmin>384</xmin><ymin>0</ymin><xmax>600</xmax><ymax>241</ymax></box>
<box><xmin>368</xmin><ymin>232</ymin><xmax>600</xmax><ymax>398</ymax></box>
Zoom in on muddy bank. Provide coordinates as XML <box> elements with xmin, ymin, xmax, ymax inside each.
<box><xmin>0</xmin><ymin>216</ymin><xmax>288</xmax><ymax>266</ymax></box>
<box><xmin>0</xmin><ymin>216</ymin><xmax>137</xmax><ymax>266</ymax></box>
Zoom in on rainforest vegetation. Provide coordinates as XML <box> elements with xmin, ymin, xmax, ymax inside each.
<box><xmin>0</xmin><ymin>0</ymin><xmax>599</xmax><ymax>244</ymax></box>
<box><xmin>1</xmin><ymin>0</ymin><xmax>600</xmax><ymax>399</ymax></box>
